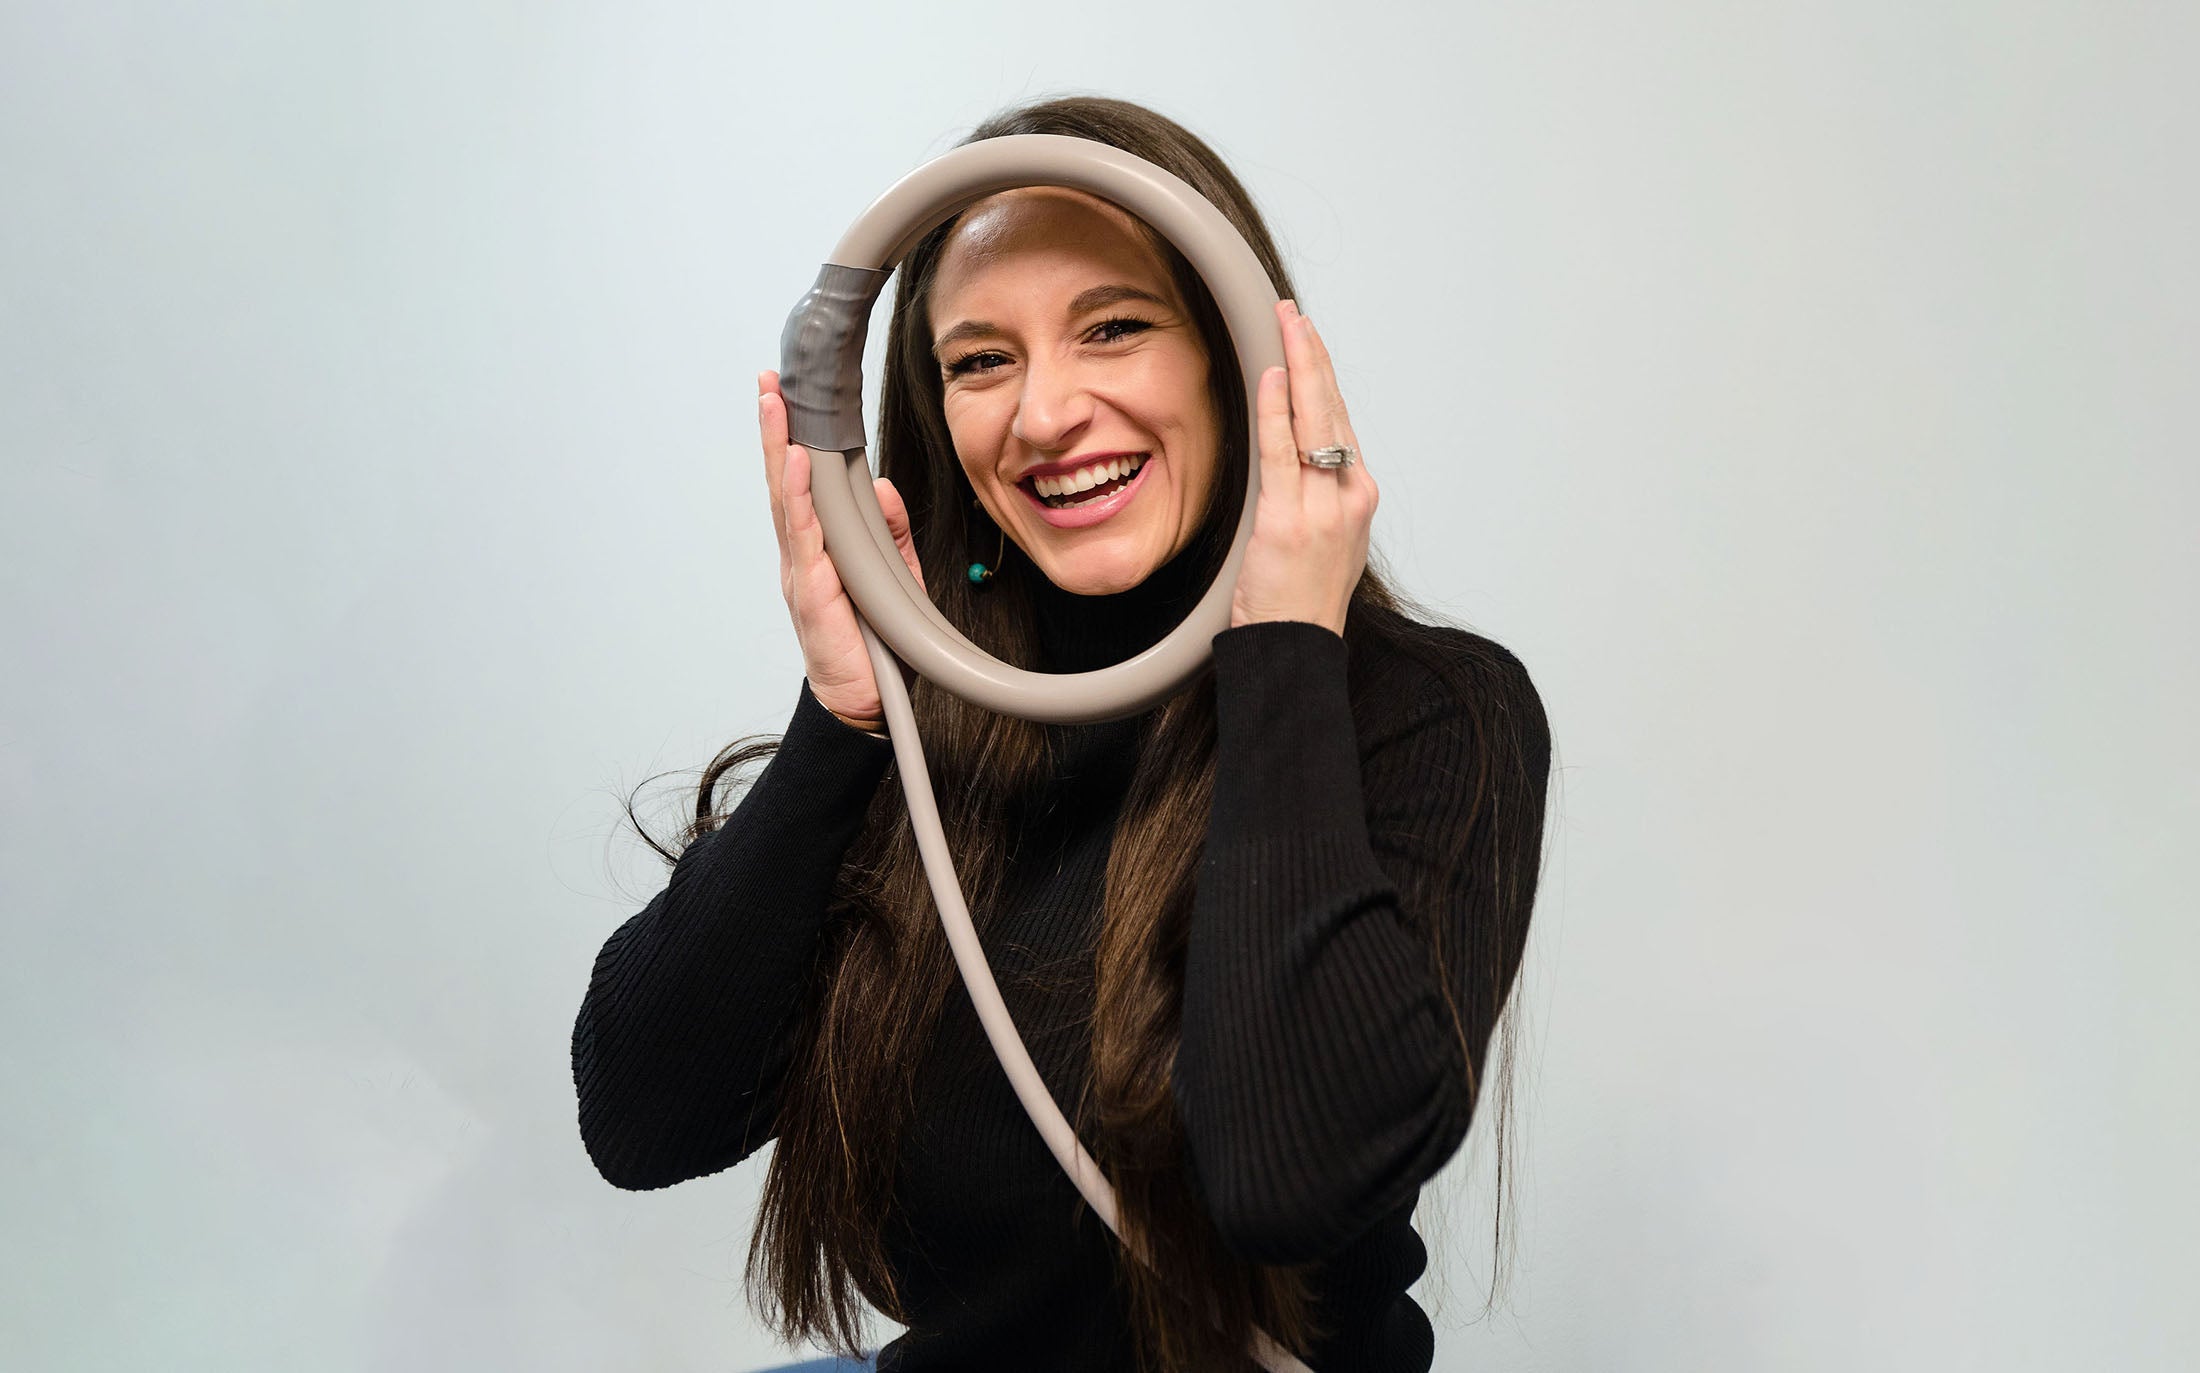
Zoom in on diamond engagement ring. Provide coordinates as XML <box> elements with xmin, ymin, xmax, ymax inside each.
<box><xmin>1301</xmin><ymin>444</ymin><xmax>1358</xmax><ymax>469</ymax></box>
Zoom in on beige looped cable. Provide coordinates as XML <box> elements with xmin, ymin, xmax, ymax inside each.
<box><xmin>779</xmin><ymin>134</ymin><xmax>1308</xmax><ymax>1373</ymax></box>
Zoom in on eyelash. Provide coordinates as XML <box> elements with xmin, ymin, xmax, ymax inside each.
<box><xmin>943</xmin><ymin>316</ymin><xmax>1156</xmax><ymax>377</ymax></box>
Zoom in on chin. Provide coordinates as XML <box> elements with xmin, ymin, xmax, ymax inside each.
<box><xmin>1043</xmin><ymin>569</ymin><xmax>1135</xmax><ymax>597</ymax></box>
<box><xmin>1035</xmin><ymin>549</ymin><xmax>1157</xmax><ymax>597</ymax></box>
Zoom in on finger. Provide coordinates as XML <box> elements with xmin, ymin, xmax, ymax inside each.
<box><xmin>1296</xmin><ymin>316</ymin><xmax>1367</xmax><ymax>470</ymax></box>
<box><xmin>1280</xmin><ymin>306</ymin><xmax>1346</xmax><ymax>523</ymax></box>
<box><xmin>1286</xmin><ymin>310</ymin><xmax>1356</xmax><ymax>458</ymax></box>
<box><xmin>783</xmin><ymin>444</ymin><xmax>840</xmax><ymax>615</ymax></box>
<box><xmin>759</xmin><ymin>371</ymin><xmax>790</xmax><ymax>552</ymax></box>
<box><xmin>1255</xmin><ymin>358</ymin><xmax>1302</xmax><ymax>510</ymax></box>
<box><xmin>874</xmin><ymin>476</ymin><xmax>927</xmax><ymax>592</ymax></box>
<box><xmin>1291</xmin><ymin>314</ymin><xmax>1375</xmax><ymax>523</ymax></box>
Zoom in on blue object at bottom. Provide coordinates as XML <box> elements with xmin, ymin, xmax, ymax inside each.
<box><xmin>747</xmin><ymin>1355</ymin><xmax>878</xmax><ymax>1372</ymax></box>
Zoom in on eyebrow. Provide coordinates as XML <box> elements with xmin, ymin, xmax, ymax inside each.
<box><xmin>931</xmin><ymin>283</ymin><xmax>1173</xmax><ymax>355</ymax></box>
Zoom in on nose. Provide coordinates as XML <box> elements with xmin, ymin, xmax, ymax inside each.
<box><xmin>1010</xmin><ymin>354</ymin><xmax>1094</xmax><ymax>454</ymax></box>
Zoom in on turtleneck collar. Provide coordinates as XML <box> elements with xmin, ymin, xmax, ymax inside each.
<box><xmin>1026</xmin><ymin>538</ymin><xmax>1215</xmax><ymax>675</ymax></box>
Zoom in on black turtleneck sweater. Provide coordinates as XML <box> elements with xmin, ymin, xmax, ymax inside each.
<box><xmin>571</xmin><ymin>548</ymin><xmax>1550</xmax><ymax>1371</ymax></box>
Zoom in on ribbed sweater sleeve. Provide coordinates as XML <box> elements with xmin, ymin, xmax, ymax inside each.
<box><xmin>1174</xmin><ymin>621</ymin><xmax>1527</xmax><ymax>1265</ymax></box>
<box><xmin>571</xmin><ymin>680</ymin><xmax>893</xmax><ymax>1191</ymax></box>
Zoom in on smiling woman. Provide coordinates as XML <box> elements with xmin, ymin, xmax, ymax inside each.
<box><xmin>572</xmin><ymin>95</ymin><xmax>1554</xmax><ymax>1373</ymax></box>
<box><xmin>929</xmin><ymin>189</ymin><xmax>1222</xmax><ymax>593</ymax></box>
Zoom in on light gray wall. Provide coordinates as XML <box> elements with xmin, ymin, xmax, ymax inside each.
<box><xmin>4</xmin><ymin>2</ymin><xmax>2193</xmax><ymax>1369</ymax></box>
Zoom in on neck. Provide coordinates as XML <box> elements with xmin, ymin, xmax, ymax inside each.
<box><xmin>1028</xmin><ymin>540</ymin><xmax>1212</xmax><ymax>674</ymax></box>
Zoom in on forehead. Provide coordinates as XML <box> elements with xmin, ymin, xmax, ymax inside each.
<box><xmin>931</xmin><ymin>187</ymin><xmax>1176</xmax><ymax>307</ymax></box>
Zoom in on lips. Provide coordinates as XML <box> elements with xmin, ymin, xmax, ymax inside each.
<box><xmin>1018</xmin><ymin>452</ymin><xmax>1156</xmax><ymax>529</ymax></box>
<box><xmin>1028</xmin><ymin>452</ymin><xmax>1146</xmax><ymax>501</ymax></box>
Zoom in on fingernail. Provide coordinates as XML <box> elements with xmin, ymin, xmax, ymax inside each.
<box><xmin>1281</xmin><ymin>298</ymin><xmax>1299</xmax><ymax>317</ymax></box>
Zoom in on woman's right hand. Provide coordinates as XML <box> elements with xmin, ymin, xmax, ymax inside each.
<box><xmin>758</xmin><ymin>370</ymin><xmax>926</xmax><ymax>735</ymax></box>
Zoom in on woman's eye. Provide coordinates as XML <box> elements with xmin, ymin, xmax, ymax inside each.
<box><xmin>943</xmin><ymin>319</ymin><xmax>1152</xmax><ymax>377</ymax></box>
<box><xmin>1088</xmin><ymin>317</ymin><xmax>1154</xmax><ymax>345</ymax></box>
<box><xmin>945</xmin><ymin>351</ymin><xmax>1010</xmax><ymax>377</ymax></box>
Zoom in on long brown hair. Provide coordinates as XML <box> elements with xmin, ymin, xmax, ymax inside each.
<box><xmin>636</xmin><ymin>96</ymin><xmax>1549</xmax><ymax>1372</ymax></box>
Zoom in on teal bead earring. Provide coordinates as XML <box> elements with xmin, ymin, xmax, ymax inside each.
<box><xmin>968</xmin><ymin>516</ymin><xmax>1005</xmax><ymax>587</ymax></box>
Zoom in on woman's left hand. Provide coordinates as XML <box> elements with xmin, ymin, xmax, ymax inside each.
<box><xmin>1230</xmin><ymin>298</ymin><xmax>1378</xmax><ymax>637</ymax></box>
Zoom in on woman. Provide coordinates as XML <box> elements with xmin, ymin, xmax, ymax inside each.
<box><xmin>572</xmin><ymin>96</ymin><xmax>1552</xmax><ymax>1373</ymax></box>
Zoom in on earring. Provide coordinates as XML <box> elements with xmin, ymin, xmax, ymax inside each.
<box><xmin>968</xmin><ymin>499</ymin><xmax>1005</xmax><ymax>587</ymax></box>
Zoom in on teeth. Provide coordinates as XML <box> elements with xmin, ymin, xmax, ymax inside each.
<box><xmin>1032</xmin><ymin>455</ymin><xmax>1143</xmax><ymax>498</ymax></box>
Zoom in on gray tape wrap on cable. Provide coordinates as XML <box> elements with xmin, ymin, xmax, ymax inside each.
<box><xmin>779</xmin><ymin>264</ymin><xmax>891</xmax><ymax>454</ymax></box>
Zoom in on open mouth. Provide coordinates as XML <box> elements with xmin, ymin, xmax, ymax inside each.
<box><xmin>1023</xmin><ymin>454</ymin><xmax>1148</xmax><ymax>510</ymax></box>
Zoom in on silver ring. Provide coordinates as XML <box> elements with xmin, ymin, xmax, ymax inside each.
<box><xmin>1301</xmin><ymin>444</ymin><xmax>1357</xmax><ymax>469</ymax></box>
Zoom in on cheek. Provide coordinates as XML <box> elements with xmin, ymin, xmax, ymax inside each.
<box><xmin>1133</xmin><ymin>352</ymin><xmax>1217</xmax><ymax>443</ymax></box>
<box><xmin>940</xmin><ymin>399</ymin><xmax>995</xmax><ymax>479</ymax></box>
<box><xmin>952</xmin><ymin>387</ymin><xmax>1019</xmax><ymax>425</ymax></box>
<box><xmin>1160</xmin><ymin>371</ymin><xmax>1221</xmax><ymax>491</ymax></box>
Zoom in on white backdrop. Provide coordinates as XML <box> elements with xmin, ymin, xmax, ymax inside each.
<box><xmin>4</xmin><ymin>2</ymin><xmax>2194</xmax><ymax>1369</ymax></box>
